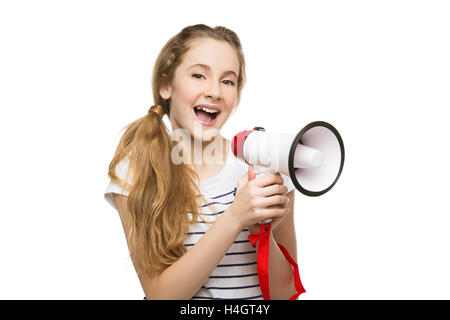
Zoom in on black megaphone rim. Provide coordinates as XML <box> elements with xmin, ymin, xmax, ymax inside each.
<box><xmin>288</xmin><ymin>121</ymin><xmax>345</xmax><ymax>197</ymax></box>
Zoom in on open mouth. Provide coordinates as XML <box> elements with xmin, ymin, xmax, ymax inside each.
<box><xmin>193</xmin><ymin>106</ymin><xmax>220</xmax><ymax>125</ymax></box>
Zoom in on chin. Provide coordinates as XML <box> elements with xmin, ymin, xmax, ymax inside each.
<box><xmin>188</xmin><ymin>122</ymin><xmax>221</xmax><ymax>142</ymax></box>
<box><xmin>193</xmin><ymin>132</ymin><xmax>219</xmax><ymax>143</ymax></box>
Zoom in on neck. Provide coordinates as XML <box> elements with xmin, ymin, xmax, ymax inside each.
<box><xmin>190</xmin><ymin>135</ymin><xmax>229</xmax><ymax>170</ymax></box>
<box><xmin>170</xmin><ymin>133</ymin><xmax>229</xmax><ymax>170</ymax></box>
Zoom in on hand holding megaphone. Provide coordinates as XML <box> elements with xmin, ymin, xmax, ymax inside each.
<box><xmin>229</xmin><ymin>165</ymin><xmax>290</xmax><ymax>230</ymax></box>
<box><xmin>248</xmin><ymin>165</ymin><xmax>286</xmax><ymax>224</ymax></box>
<box><xmin>248</xmin><ymin>165</ymin><xmax>290</xmax><ymax>225</ymax></box>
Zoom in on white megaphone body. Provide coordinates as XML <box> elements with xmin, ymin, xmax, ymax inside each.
<box><xmin>231</xmin><ymin>121</ymin><xmax>345</xmax><ymax>222</ymax></box>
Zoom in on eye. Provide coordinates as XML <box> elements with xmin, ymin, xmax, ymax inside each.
<box><xmin>192</xmin><ymin>73</ymin><xmax>235</xmax><ymax>86</ymax></box>
<box><xmin>192</xmin><ymin>73</ymin><xmax>205</xmax><ymax>79</ymax></box>
<box><xmin>223</xmin><ymin>80</ymin><xmax>235</xmax><ymax>86</ymax></box>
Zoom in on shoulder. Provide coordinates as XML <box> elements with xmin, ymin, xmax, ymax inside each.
<box><xmin>112</xmin><ymin>193</ymin><xmax>128</xmax><ymax>211</ymax></box>
<box><xmin>112</xmin><ymin>194</ymin><xmax>134</xmax><ymax>234</ymax></box>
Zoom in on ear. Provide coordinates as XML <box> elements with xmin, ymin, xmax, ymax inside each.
<box><xmin>159</xmin><ymin>73</ymin><xmax>172</xmax><ymax>100</ymax></box>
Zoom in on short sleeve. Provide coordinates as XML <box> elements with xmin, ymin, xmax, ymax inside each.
<box><xmin>104</xmin><ymin>156</ymin><xmax>133</xmax><ymax>210</ymax></box>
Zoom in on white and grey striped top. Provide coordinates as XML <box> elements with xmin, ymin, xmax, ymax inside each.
<box><xmin>104</xmin><ymin>150</ymin><xmax>295</xmax><ymax>300</ymax></box>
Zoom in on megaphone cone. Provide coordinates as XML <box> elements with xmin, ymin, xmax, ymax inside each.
<box><xmin>231</xmin><ymin>121</ymin><xmax>345</xmax><ymax>197</ymax></box>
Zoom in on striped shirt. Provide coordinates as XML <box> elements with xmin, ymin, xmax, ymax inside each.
<box><xmin>104</xmin><ymin>150</ymin><xmax>295</xmax><ymax>300</ymax></box>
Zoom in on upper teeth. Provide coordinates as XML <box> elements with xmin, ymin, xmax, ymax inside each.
<box><xmin>195</xmin><ymin>106</ymin><xmax>219</xmax><ymax>113</ymax></box>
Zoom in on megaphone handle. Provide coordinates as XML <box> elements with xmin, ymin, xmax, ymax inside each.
<box><xmin>253</xmin><ymin>165</ymin><xmax>277</xmax><ymax>224</ymax></box>
<box><xmin>253</xmin><ymin>165</ymin><xmax>277</xmax><ymax>176</ymax></box>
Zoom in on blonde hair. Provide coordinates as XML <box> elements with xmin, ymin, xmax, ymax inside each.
<box><xmin>107</xmin><ymin>24</ymin><xmax>246</xmax><ymax>276</ymax></box>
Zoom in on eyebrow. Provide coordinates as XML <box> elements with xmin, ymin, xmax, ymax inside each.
<box><xmin>188</xmin><ymin>63</ymin><xmax>238</xmax><ymax>78</ymax></box>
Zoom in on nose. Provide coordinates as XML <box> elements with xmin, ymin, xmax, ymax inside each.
<box><xmin>205</xmin><ymin>81</ymin><xmax>223</xmax><ymax>101</ymax></box>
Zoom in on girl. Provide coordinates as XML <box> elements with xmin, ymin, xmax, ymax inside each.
<box><xmin>104</xmin><ymin>24</ymin><xmax>299</xmax><ymax>300</ymax></box>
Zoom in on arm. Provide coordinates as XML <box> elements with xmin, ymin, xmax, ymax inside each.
<box><xmin>272</xmin><ymin>190</ymin><xmax>297</xmax><ymax>261</ymax></box>
<box><xmin>113</xmin><ymin>194</ymin><xmax>242</xmax><ymax>300</ymax></box>
<box><xmin>259</xmin><ymin>190</ymin><xmax>298</xmax><ymax>299</ymax></box>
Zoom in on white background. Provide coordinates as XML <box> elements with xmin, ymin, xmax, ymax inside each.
<box><xmin>0</xmin><ymin>0</ymin><xmax>449</xmax><ymax>299</ymax></box>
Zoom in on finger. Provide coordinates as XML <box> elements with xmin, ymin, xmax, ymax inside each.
<box><xmin>237</xmin><ymin>170</ymin><xmax>249</xmax><ymax>189</ymax></box>
<box><xmin>238</xmin><ymin>165</ymin><xmax>253</xmax><ymax>189</ymax></box>
<box><xmin>258</xmin><ymin>206</ymin><xmax>289</xmax><ymax>220</ymax></box>
<box><xmin>252</xmin><ymin>173</ymin><xmax>284</xmax><ymax>188</ymax></box>
<box><xmin>259</xmin><ymin>194</ymin><xmax>289</xmax><ymax>208</ymax></box>
<box><xmin>258</xmin><ymin>184</ymin><xmax>288</xmax><ymax>197</ymax></box>
<box><xmin>266</xmin><ymin>203</ymin><xmax>287</xmax><ymax>209</ymax></box>
<box><xmin>248</xmin><ymin>165</ymin><xmax>256</xmax><ymax>181</ymax></box>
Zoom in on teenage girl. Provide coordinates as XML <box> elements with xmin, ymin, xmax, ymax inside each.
<box><xmin>104</xmin><ymin>24</ymin><xmax>298</xmax><ymax>300</ymax></box>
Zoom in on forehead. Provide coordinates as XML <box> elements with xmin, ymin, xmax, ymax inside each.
<box><xmin>181</xmin><ymin>38</ymin><xmax>240</xmax><ymax>75</ymax></box>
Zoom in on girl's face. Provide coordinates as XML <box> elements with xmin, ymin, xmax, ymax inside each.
<box><xmin>160</xmin><ymin>38</ymin><xmax>240</xmax><ymax>142</ymax></box>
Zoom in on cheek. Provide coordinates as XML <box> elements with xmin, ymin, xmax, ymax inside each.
<box><xmin>176</xmin><ymin>80</ymin><xmax>200</xmax><ymax>103</ymax></box>
<box><xmin>223</xmin><ymin>90</ymin><xmax>237</xmax><ymax>112</ymax></box>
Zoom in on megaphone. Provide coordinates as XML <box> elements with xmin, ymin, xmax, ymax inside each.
<box><xmin>231</xmin><ymin>121</ymin><xmax>344</xmax><ymax>300</ymax></box>
<box><xmin>231</xmin><ymin>121</ymin><xmax>345</xmax><ymax>197</ymax></box>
